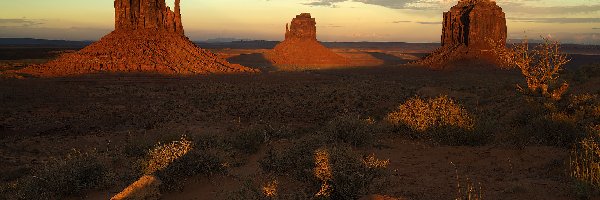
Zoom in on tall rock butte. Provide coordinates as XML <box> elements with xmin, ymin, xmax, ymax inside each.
<box><xmin>20</xmin><ymin>0</ymin><xmax>255</xmax><ymax>77</ymax></box>
<box><xmin>266</xmin><ymin>13</ymin><xmax>349</xmax><ymax>70</ymax></box>
<box><xmin>419</xmin><ymin>0</ymin><xmax>507</xmax><ymax>68</ymax></box>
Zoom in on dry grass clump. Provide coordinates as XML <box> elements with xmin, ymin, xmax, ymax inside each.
<box><xmin>571</xmin><ymin>135</ymin><xmax>600</xmax><ymax>191</ymax></box>
<box><xmin>363</xmin><ymin>154</ymin><xmax>390</xmax><ymax>169</ymax></box>
<box><xmin>455</xmin><ymin>178</ymin><xmax>483</xmax><ymax>200</ymax></box>
<box><xmin>452</xmin><ymin>162</ymin><xmax>483</xmax><ymax>200</ymax></box>
<box><xmin>143</xmin><ymin>136</ymin><xmax>192</xmax><ymax>175</ymax></box>
<box><xmin>387</xmin><ymin>96</ymin><xmax>474</xmax><ymax>132</ymax></box>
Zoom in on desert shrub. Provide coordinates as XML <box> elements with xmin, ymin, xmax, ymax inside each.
<box><xmin>155</xmin><ymin>148</ymin><xmax>225</xmax><ymax>191</ymax></box>
<box><xmin>136</xmin><ymin>136</ymin><xmax>225</xmax><ymax>191</ymax></box>
<box><xmin>511</xmin><ymin>94</ymin><xmax>598</xmax><ymax>147</ymax></box>
<box><xmin>323</xmin><ymin>115</ymin><xmax>377</xmax><ymax>147</ymax></box>
<box><xmin>142</xmin><ymin>136</ymin><xmax>193</xmax><ymax>175</ymax></box>
<box><xmin>12</xmin><ymin>150</ymin><xmax>112</xmax><ymax>200</ymax></box>
<box><xmin>259</xmin><ymin>137</ymin><xmax>327</xmax><ymax>182</ymax></box>
<box><xmin>387</xmin><ymin>96</ymin><xmax>483</xmax><ymax>145</ymax></box>
<box><xmin>228</xmin><ymin>124</ymin><xmax>301</xmax><ymax>154</ymax></box>
<box><xmin>387</xmin><ymin>96</ymin><xmax>474</xmax><ymax>132</ymax></box>
<box><xmin>260</xmin><ymin>141</ymin><xmax>389</xmax><ymax>199</ymax></box>
<box><xmin>231</xmin><ymin>127</ymin><xmax>270</xmax><ymax>154</ymax></box>
<box><xmin>571</xmin><ymin>134</ymin><xmax>600</xmax><ymax>192</ymax></box>
<box><xmin>522</xmin><ymin>112</ymin><xmax>586</xmax><ymax>147</ymax></box>
<box><xmin>322</xmin><ymin>147</ymin><xmax>390</xmax><ymax>199</ymax></box>
<box><xmin>491</xmin><ymin>37</ymin><xmax>570</xmax><ymax>100</ymax></box>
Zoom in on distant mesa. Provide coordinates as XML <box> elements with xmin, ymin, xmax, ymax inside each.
<box><xmin>418</xmin><ymin>0</ymin><xmax>507</xmax><ymax>68</ymax></box>
<box><xmin>265</xmin><ymin>13</ymin><xmax>350</xmax><ymax>70</ymax></box>
<box><xmin>19</xmin><ymin>0</ymin><xmax>256</xmax><ymax>77</ymax></box>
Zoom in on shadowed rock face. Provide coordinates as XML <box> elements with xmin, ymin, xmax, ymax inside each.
<box><xmin>20</xmin><ymin>0</ymin><xmax>255</xmax><ymax>77</ymax></box>
<box><xmin>285</xmin><ymin>13</ymin><xmax>317</xmax><ymax>41</ymax></box>
<box><xmin>442</xmin><ymin>0</ymin><xmax>507</xmax><ymax>49</ymax></box>
<box><xmin>266</xmin><ymin>13</ymin><xmax>348</xmax><ymax>69</ymax></box>
<box><xmin>114</xmin><ymin>0</ymin><xmax>184</xmax><ymax>34</ymax></box>
<box><xmin>418</xmin><ymin>0</ymin><xmax>508</xmax><ymax>68</ymax></box>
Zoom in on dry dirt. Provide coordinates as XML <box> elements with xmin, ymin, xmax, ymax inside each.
<box><xmin>1</xmin><ymin>45</ymin><xmax>599</xmax><ymax>200</ymax></box>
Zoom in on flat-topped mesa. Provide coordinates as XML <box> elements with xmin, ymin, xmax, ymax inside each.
<box><xmin>284</xmin><ymin>13</ymin><xmax>317</xmax><ymax>41</ymax></box>
<box><xmin>442</xmin><ymin>0</ymin><xmax>506</xmax><ymax>49</ymax></box>
<box><xmin>114</xmin><ymin>0</ymin><xmax>184</xmax><ymax>34</ymax></box>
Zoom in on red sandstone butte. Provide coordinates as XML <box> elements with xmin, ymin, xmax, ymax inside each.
<box><xmin>20</xmin><ymin>0</ymin><xmax>255</xmax><ymax>77</ymax></box>
<box><xmin>266</xmin><ymin>13</ymin><xmax>349</xmax><ymax>70</ymax></box>
<box><xmin>419</xmin><ymin>0</ymin><xmax>507</xmax><ymax>68</ymax></box>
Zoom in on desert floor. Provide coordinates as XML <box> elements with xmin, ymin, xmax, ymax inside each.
<box><xmin>1</xmin><ymin>44</ymin><xmax>599</xmax><ymax>199</ymax></box>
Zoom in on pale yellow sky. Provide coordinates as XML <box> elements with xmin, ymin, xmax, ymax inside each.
<box><xmin>0</xmin><ymin>0</ymin><xmax>599</xmax><ymax>44</ymax></box>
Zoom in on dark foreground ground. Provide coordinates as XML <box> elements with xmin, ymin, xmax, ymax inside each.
<box><xmin>0</xmin><ymin>42</ymin><xmax>599</xmax><ymax>199</ymax></box>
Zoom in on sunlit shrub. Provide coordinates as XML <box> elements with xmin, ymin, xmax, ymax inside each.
<box><xmin>386</xmin><ymin>96</ymin><xmax>484</xmax><ymax>145</ymax></box>
<box><xmin>262</xmin><ymin>179</ymin><xmax>278</xmax><ymax>198</ymax></box>
<box><xmin>490</xmin><ymin>37</ymin><xmax>570</xmax><ymax>100</ymax></box>
<box><xmin>387</xmin><ymin>96</ymin><xmax>474</xmax><ymax>132</ymax></box>
<box><xmin>143</xmin><ymin>136</ymin><xmax>193</xmax><ymax>175</ymax></box>
<box><xmin>314</xmin><ymin>148</ymin><xmax>333</xmax><ymax>198</ymax></box>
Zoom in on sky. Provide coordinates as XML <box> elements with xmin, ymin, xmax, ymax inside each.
<box><xmin>0</xmin><ymin>0</ymin><xmax>599</xmax><ymax>44</ymax></box>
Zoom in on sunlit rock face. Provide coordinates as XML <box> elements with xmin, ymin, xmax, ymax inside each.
<box><xmin>441</xmin><ymin>0</ymin><xmax>507</xmax><ymax>49</ymax></box>
<box><xmin>266</xmin><ymin>13</ymin><xmax>349</xmax><ymax>69</ymax></box>
<box><xmin>418</xmin><ymin>0</ymin><xmax>508</xmax><ymax>68</ymax></box>
<box><xmin>114</xmin><ymin>0</ymin><xmax>184</xmax><ymax>34</ymax></box>
<box><xmin>285</xmin><ymin>13</ymin><xmax>317</xmax><ymax>42</ymax></box>
<box><xmin>20</xmin><ymin>0</ymin><xmax>256</xmax><ymax>77</ymax></box>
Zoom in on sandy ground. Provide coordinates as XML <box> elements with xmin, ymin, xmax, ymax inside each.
<box><xmin>1</xmin><ymin>45</ymin><xmax>599</xmax><ymax>199</ymax></box>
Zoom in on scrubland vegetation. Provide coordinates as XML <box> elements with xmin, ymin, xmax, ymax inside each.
<box><xmin>0</xmin><ymin>40</ymin><xmax>599</xmax><ymax>200</ymax></box>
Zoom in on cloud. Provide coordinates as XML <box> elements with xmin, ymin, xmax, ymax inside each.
<box><xmin>415</xmin><ymin>21</ymin><xmax>441</xmax><ymax>25</ymax></box>
<box><xmin>392</xmin><ymin>20</ymin><xmax>412</xmax><ymax>23</ymax></box>
<box><xmin>303</xmin><ymin>0</ymin><xmax>600</xmax><ymax>15</ymax></box>
<box><xmin>503</xmin><ymin>4</ymin><xmax>600</xmax><ymax>15</ymax></box>
<box><xmin>0</xmin><ymin>18</ymin><xmax>45</xmax><ymax>27</ymax></box>
<box><xmin>0</xmin><ymin>26</ymin><xmax>110</xmax><ymax>41</ymax></box>
<box><xmin>509</xmin><ymin>18</ymin><xmax>600</xmax><ymax>24</ymax></box>
<box><xmin>304</xmin><ymin>0</ymin><xmax>451</xmax><ymax>10</ymax></box>
<box><xmin>303</xmin><ymin>0</ymin><xmax>346</xmax><ymax>7</ymax></box>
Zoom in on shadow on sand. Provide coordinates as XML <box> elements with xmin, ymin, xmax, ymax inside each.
<box><xmin>226</xmin><ymin>53</ymin><xmax>277</xmax><ymax>72</ymax></box>
<box><xmin>364</xmin><ymin>52</ymin><xmax>411</xmax><ymax>66</ymax></box>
